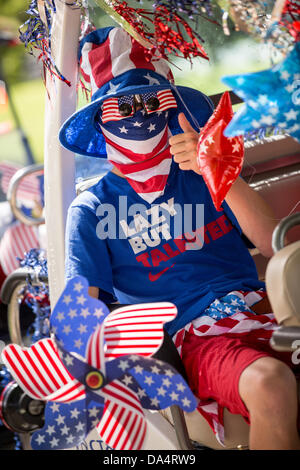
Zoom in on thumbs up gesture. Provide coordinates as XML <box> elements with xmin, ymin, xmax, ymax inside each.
<box><xmin>169</xmin><ymin>113</ymin><xmax>201</xmax><ymax>175</ymax></box>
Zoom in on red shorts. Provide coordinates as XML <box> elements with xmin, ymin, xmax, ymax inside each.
<box><xmin>181</xmin><ymin>331</ymin><xmax>296</xmax><ymax>422</ymax></box>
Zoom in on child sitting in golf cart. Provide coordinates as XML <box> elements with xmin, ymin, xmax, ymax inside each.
<box><xmin>60</xmin><ymin>27</ymin><xmax>300</xmax><ymax>450</ymax></box>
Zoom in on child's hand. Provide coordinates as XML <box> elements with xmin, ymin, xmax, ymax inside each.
<box><xmin>169</xmin><ymin>113</ymin><xmax>202</xmax><ymax>175</ymax></box>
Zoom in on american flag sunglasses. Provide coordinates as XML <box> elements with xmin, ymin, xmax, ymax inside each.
<box><xmin>100</xmin><ymin>90</ymin><xmax>177</xmax><ymax>124</ymax></box>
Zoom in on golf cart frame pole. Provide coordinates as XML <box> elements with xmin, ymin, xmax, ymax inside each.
<box><xmin>44</xmin><ymin>2</ymin><xmax>81</xmax><ymax>307</ymax></box>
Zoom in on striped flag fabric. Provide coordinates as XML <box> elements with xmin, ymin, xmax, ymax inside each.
<box><xmin>1</xmin><ymin>275</ymin><xmax>196</xmax><ymax>450</ymax></box>
<box><xmin>77</xmin><ymin>28</ymin><xmax>179</xmax><ymax>203</ymax></box>
<box><xmin>0</xmin><ymin>161</ymin><xmax>42</xmax><ymax>204</ymax></box>
<box><xmin>0</xmin><ymin>220</ymin><xmax>40</xmax><ymax>275</ymax></box>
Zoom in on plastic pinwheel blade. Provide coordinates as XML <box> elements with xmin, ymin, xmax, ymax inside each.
<box><xmin>95</xmin><ymin>353</ymin><xmax>197</xmax><ymax>450</ymax></box>
<box><xmin>3</xmin><ymin>276</ymin><xmax>196</xmax><ymax>452</ymax></box>
<box><xmin>197</xmin><ymin>91</ymin><xmax>244</xmax><ymax>210</ymax></box>
<box><xmin>31</xmin><ymin>399</ymin><xmax>104</xmax><ymax>450</ymax></box>
<box><xmin>222</xmin><ymin>42</ymin><xmax>300</xmax><ymax>143</ymax></box>
<box><xmin>50</xmin><ymin>276</ymin><xmax>110</xmax><ymax>362</ymax></box>
<box><xmin>102</xmin><ymin>302</ymin><xmax>178</xmax><ymax>361</ymax></box>
<box><xmin>96</xmin><ymin>389</ymin><xmax>146</xmax><ymax>450</ymax></box>
<box><xmin>104</xmin><ymin>354</ymin><xmax>197</xmax><ymax>415</ymax></box>
<box><xmin>79</xmin><ymin>298</ymin><xmax>194</xmax><ymax>450</ymax></box>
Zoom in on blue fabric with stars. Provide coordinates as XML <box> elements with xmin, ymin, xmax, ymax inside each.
<box><xmin>31</xmin><ymin>399</ymin><xmax>104</xmax><ymax>450</ymax></box>
<box><xmin>202</xmin><ymin>292</ymin><xmax>252</xmax><ymax>321</ymax></box>
<box><xmin>222</xmin><ymin>42</ymin><xmax>300</xmax><ymax>142</ymax></box>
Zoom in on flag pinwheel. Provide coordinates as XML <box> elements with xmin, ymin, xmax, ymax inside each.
<box><xmin>1</xmin><ymin>276</ymin><xmax>196</xmax><ymax>450</ymax></box>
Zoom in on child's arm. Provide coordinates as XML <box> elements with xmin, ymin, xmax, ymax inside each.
<box><xmin>170</xmin><ymin>113</ymin><xmax>277</xmax><ymax>258</ymax></box>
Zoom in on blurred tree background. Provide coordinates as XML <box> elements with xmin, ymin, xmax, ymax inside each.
<box><xmin>0</xmin><ymin>0</ymin><xmax>29</xmax><ymax>83</ymax></box>
<box><xmin>0</xmin><ymin>0</ymin><xmax>46</xmax><ymax>164</ymax></box>
<box><xmin>0</xmin><ymin>0</ymin><xmax>273</xmax><ymax>165</ymax></box>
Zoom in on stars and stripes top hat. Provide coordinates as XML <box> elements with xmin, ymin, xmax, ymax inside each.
<box><xmin>59</xmin><ymin>26</ymin><xmax>214</xmax><ymax>159</ymax></box>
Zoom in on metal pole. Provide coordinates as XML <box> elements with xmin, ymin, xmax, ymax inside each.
<box><xmin>272</xmin><ymin>212</ymin><xmax>300</xmax><ymax>253</ymax></box>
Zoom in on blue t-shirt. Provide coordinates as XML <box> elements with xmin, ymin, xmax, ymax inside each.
<box><xmin>65</xmin><ymin>161</ymin><xmax>264</xmax><ymax>335</ymax></box>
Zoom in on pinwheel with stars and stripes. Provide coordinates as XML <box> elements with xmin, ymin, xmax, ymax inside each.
<box><xmin>222</xmin><ymin>42</ymin><xmax>300</xmax><ymax>143</ymax></box>
<box><xmin>1</xmin><ymin>276</ymin><xmax>196</xmax><ymax>450</ymax></box>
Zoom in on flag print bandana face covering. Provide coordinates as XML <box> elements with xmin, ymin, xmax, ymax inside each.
<box><xmin>96</xmin><ymin>93</ymin><xmax>176</xmax><ymax>204</ymax></box>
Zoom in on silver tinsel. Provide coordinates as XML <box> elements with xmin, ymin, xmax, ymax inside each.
<box><xmin>226</xmin><ymin>0</ymin><xmax>295</xmax><ymax>55</ymax></box>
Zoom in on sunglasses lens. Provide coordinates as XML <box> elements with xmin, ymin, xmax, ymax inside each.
<box><xmin>119</xmin><ymin>102</ymin><xmax>133</xmax><ymax>117</ymax></box>
<box><xmin>145</xmin><ymin>96</ymin><xmax>160</xmax><ymax>111</ymax></box>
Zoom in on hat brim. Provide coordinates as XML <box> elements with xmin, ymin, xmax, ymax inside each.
<box><xmin>59</xmin><ymin>84</ymin><xmax>214</xmax><ymax>158</ymax></box>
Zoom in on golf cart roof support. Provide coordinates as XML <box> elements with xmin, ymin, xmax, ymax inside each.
<box><xmin>43</xmin><ymin>2</ymin><xmax>81</xmax><ymax>306</ymax></box>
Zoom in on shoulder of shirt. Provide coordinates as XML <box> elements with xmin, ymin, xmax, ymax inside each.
<box><xmin>68</xmin><ymin>175</ymin><xmax>109</xmax><ymax>211</ymax></box>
